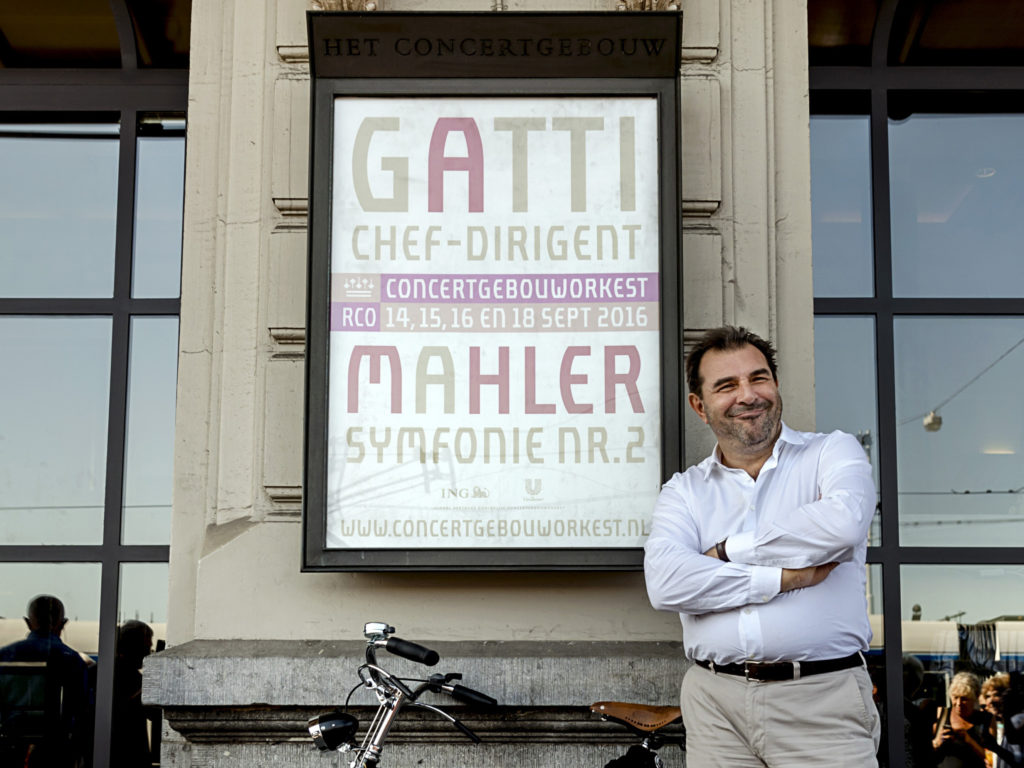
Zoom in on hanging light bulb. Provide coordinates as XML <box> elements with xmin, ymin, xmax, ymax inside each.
<box><xmin>923</xmin><ymin>411</ymin><xmax>943</xmax><ymax>432</ymax></box>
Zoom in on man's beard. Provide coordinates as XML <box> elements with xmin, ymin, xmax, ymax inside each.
<box><xmin>711</xmin><ymin>393</ymin><xmax>783</xmax><ymax>450</ymax></box>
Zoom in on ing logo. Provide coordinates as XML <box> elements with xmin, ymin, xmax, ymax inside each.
<box><xmin>440</xmin><ymin>486</ymin><xmax>490</xmax><ymax>499</ymax></box>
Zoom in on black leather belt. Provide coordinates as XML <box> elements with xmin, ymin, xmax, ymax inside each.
<box><xmin>694</xmin><ymin>652</ymin><xmax>863</xmax><ymax>682</ymax></box>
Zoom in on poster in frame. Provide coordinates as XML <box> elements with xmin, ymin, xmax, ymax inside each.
<box><xmin>304</xmin><ymin>12</ymin><xmax>682</xmax><ymax>570</ymax></box>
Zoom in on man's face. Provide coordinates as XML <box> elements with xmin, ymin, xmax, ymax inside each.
<box><xmin>688</xmin><ymin>344</ymin><xmax>782</xmax><ymax>453</ymax></box>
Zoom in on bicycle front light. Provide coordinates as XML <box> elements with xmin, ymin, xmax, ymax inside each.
<box><xmin>307</xmin><ymin>710</ymin><xmax>359</xmax><ymax>752</ymax></box>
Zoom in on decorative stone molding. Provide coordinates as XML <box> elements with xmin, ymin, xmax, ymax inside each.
<box><xmin>682</xmin><ymin>201</ymin><xmax>720</xmax><ymax>217</ymax></box>
<box><xmin>277</xmin><ymin>45</ymin><xmax>309</xmax><ymax>62</ymax></box>
<box><xmin>313</xmin><ymin>0</ymin><xmax>380</xmax><ymax>10</ymax></box>
<box><xmin>615</xmin><ymin>0</ymin><xmax>679</xmax><ymax>10</ymax></box>
<box><xmin>268</xmin><ymin>327</ymin><xmax>306</xmax><ymax>356</ymax></box>
<box><xmin>272</xmin><ymin>197</ymin><xmax>309</xmax><ymax>231</ymax></box>
<box><xmin>264</xmin><ymin>485</ymin><xmax>302</xmax><ymax>506</ymax></box>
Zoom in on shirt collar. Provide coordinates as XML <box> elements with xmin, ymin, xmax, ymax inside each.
<box><xmin>700</xmin><ymin>421</ymin><xmax>803</xmax><ymax>479</ymax></box>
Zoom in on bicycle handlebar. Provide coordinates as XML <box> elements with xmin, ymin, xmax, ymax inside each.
<box><xmin>385</xmin><ymin>636</ymin><xmax>440</xmax><ymax>666</ymax></box>
<box><xmin>448</xmin><ymin>684</ymin><xmax>498</xmax><ymax>708</ymax></box>
<box><xmin>309</xmin><ymin>623</ymin><xmax>496</xmax><ymax>765</ymax></box>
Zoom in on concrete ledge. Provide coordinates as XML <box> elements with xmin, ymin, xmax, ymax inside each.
<box><xmin>144</xmin><ymin>639</ymin><xmax>688</xmax><ymax>708</ymax></box>
<box><xmin>144</xmin><ymin>640</ymin><xmax>689</xmax><ymax>767</ymax></box>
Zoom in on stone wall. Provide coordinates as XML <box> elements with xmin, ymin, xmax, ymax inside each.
<box><xmin>146</xmin><ymin>640</ymin><xmax>689</xmax><ymax>767</ymax></box>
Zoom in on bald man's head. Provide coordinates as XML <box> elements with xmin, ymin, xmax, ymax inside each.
<box><xmin>26</xmin><ymin>594</ymin><xmax>68</xmax><ymax>635</ymax></box>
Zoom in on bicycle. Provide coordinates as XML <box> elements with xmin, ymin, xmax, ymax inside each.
<box><xmin>306</xmin><ymin>622</ymin><xmax>497</xmax><ymax>768</ymax></box>
<box><xmin>590</xmin><ymin>700</ymin><xmax>686</xmax><ymax>768</ymax></box>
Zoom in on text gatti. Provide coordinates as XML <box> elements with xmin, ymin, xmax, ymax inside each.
<box><xmin>349</xmin><ymin>115</ymin><xmax>640</xmax><ymax>214</ymax></box>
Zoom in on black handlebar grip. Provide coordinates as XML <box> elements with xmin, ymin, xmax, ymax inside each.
<box><xmin>450</xmin><ymin>684</ymin><xmax>498</xmax><ymax>708</ymax></box>
<box><xmin>385</xmin><ymin>637</ymin><xmax>440</xmax><ymax>666</ymax></box>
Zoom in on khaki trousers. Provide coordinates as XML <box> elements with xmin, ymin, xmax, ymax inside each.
<box><xmin>680</xmin><ymin>661</ymin><xmax>881</xmax><ymax>767</ymax></box>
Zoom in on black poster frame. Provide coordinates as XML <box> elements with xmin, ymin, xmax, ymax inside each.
<box><xmin>303</xmin><ymin>12</ymin><xmax>683</xmax><ymax>571</ymax></box>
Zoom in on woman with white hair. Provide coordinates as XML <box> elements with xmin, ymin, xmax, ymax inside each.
<box><xmin>933</xmin><ymin>671</ymin><xmax>1012</xmax><ymax>768</ymax></box>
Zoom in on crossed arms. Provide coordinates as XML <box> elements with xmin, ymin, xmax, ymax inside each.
<box><xmin>644</xmin><ymin>431</ymin><xmax>875</xmax><ymax>616</ymax></box>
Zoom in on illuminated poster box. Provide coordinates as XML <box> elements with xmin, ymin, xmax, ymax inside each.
<box><xmin>304</xmin><ymin>12</ymin><xmax>682</xmax><ymax>570</ymax></box>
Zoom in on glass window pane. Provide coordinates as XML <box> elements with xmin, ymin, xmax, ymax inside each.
<box><xmin>889</xmin><ymin>114</ymin><xmax>1024</xmax><ymax>297</ymax></box>
<box><xmin>117</xmin><ymin>563</ymin><xmax>168</xmax><ymax>648</ymax></box>
<box><xmin>895</xmin><ymin>317</ymin><xmax>1024</xmax><ymax>546</ymax></box>
<box><xmin>902</xmin><ymin>564</ymin><xmax>1024</xmax><ymax>670</ymax></box>
<box><xmin>811</xmin><ymin>115</ymin><xmax>874</xmax><ymax>297</ymax></box>
<box><xmin>0</xmin><ymin>125</ymin><xmax>118</xmax><ymax>298</ymax></box>
<box><xmin>0</xmin><ymin>318</ymin><xmax>111</xmax><ymax>545</ymax></box>
<box><xmin>0</xmin><ymin>1</ymin><xmax>121</xmax><ymax>68</ymax></box>
<box><xmin>125</xmin><ymin>0</ymin><xmax>192</xmax><ymax>69</ymax></box>
<box><xmin>122</xmin><ymin>318</ymin><xmax>179</xmax><ymax>545</ymax></box>
<box><xmin>0</xmin><ymin>563</ymin><xmax>102</xmax><ymax>655</ymax></box>
<box><xmin>899</xmin><ymin>565</ymin><xmax>1024</xmax><ymax>768</ymax></box>
<box><xmin>807</xmin><ymin>0</ymin><xmax>878</xmax><ymax>66</ymax></box>
<box><xmin>814</xmin><ymin>316</ymin><xmax>881</xmax><ymax>545</ymax></box>
<box><xmin>132</xmin><ymin>136</ymin><xmax>185</xmax><ymax>298</ymax></box>
<box><xmin>0</xmin><ymin>564</ymin><xmax>101</xmax><ymax>768</ymax></box>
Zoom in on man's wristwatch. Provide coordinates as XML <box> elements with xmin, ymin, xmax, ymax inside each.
<box><xmin>716</xmin><ymin>538</ymin><xmax>730</xmax><ymax>562</ymax></box>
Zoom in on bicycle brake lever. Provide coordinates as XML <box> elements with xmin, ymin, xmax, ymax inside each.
<box><xmin>409</xmin><ymin>701</ymin><xmax>482</xmax><ymax>743</ymax></box>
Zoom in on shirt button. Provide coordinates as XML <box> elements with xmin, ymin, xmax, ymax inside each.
<box><xmin>743</xmin><ymin>608</ymin><xmax>752</xmax><ymax>615</ymax></box>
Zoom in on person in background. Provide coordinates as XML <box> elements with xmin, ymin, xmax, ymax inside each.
<box><xmin>0</xmin><ymin>594</ymin><xmax>93</xmax><ymax>767</ymax></box>
<box><xmin>905</xmin><ymin>654</ymin><xmax>938</xmax><ymax>767</ymax></box>
<box><xmin>110</xmin><ymin>620</ymin><xmax>155</xmax><ymax>767</ymax></box>
<box><xmin>933</xmin><ymin>671</ymin><xmax>1014</xmax><ymax>768</ymax></box>
<box><xmin>980</xmin><ymin>673</ymin><xmax>1022</xmax><ymax>767</ymax></box>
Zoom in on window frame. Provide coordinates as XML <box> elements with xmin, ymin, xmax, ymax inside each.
<box><xmin>811</xmin><ymin>2</ymin><xmax>1024</xmax><ymax>765</ymax></box>
<box><xmin>0</xmin><ymin>62</ymin><xmax>186</xmax><ymax>768</ymax></box>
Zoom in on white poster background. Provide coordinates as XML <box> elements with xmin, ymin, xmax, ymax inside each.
<box><xmin>327</xmin><ymin>97</ymin><xmax>661</xmax><ymax>548</ymax></box>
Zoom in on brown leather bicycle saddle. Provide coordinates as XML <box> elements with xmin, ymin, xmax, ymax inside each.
<box><xmin>590</xmin><ymin>701</ymin><xmax>683</xmax><ymax>732</ymax></box>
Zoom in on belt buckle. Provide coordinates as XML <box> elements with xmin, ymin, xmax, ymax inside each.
<box><xmin>743</xmin><ymin>661</ymin><xmax>799</xmax><ymax>682</ymax></box>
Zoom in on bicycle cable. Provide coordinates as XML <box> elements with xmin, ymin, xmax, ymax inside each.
<box><xmin>343</xmin><ymin>681</ymin><xmax>364</xmax><ymax>710</ymax></box>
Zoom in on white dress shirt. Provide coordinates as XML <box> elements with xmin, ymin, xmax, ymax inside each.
<box><xmin>644</xmin><ymin>423</ymin><xmax>875</xmax><ymax>664</ymax></box>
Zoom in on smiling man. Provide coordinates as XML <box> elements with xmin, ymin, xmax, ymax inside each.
<box><xmin>644</xmin><ymin>326</ymin><xmax>881</xmax><ymax>767</ymax></box>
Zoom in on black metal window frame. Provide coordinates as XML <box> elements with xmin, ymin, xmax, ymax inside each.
<box><xmin>0</xmin><ymin>59</ymin><xmax>186</xmax><ymax>768</ymax></box>
<box><xmin>811</xmin><ymin>2</ymin><xmax>1024</xmax><ymax>765</ymax></box>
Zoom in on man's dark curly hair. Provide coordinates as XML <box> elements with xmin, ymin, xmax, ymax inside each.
<box><xmin>685</xmin><ymin>326</ymin><xmax>778</xmax><ymax>397</ymax></box>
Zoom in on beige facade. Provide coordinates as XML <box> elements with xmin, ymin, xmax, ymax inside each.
<box><xmin>168</xmin><ymin>0</ymin><xmax>814</xmax><ymax>648</ymax></box>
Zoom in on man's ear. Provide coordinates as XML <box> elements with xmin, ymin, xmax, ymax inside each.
<box><xmin>23</xmin><ymin>617</ymin><xmax>31</xmax><ymax>631</ymax></box>
<box><xmin>688</xmin><ymin>392</ymin><xmax>708</xmax><ymax>423</ymax></box>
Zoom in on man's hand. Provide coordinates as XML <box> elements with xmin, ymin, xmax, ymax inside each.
<box><xmin>703</xmin><ymin>543</ymin><xmax>839</xmax><ymax>593</ymax></box>
<box><xmin>780</xmin><ymin>562</ymin><xmax>839</xmax><ymax>592</ymax></box>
